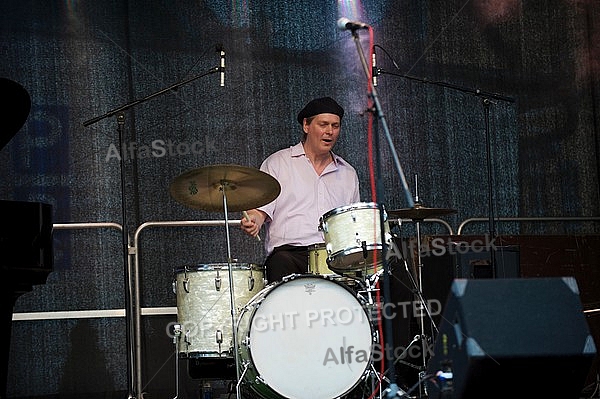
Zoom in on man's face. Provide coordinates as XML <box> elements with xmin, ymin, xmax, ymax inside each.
<box><xmin>304</xmin><ymin>113</ymin><xmax>341</xmax><ymax>152</ymax></box>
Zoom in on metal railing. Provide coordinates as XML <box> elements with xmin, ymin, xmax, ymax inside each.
<box><xmin>457</xmin><ymin>216</ymin><xmax>600</xmax><ymax>235</ymax></box>
<box><xmin>12</xmin><ymin>222</ymin><xmax>125</xmax><ymax>321</ymax></box>
<box><xmin>392</xmin><ymin>218</ymin><xmax>454</xmax><ymax>235</ymax></box>
<box><xmin>131</xmin><ymin>219</ymin><xmax>241</xmax><ymax>396</ymax></box>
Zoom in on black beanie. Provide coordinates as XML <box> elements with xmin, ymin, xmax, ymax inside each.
<box><xmin>297</xmin><ymin>97</ymin><xmax>344</xmax><ymax>125</ymax></box>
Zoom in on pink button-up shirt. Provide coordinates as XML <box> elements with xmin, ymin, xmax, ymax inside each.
<box><xmin>258</xmin><ymin>142</ymin><xmax>360</xmax><ymax>255</ymax></box>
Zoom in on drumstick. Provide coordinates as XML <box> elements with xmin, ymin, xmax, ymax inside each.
<box><xmin>243</xmin><ymin>211</ymin><xmax>261</xmax><ymax>242</ymax></box>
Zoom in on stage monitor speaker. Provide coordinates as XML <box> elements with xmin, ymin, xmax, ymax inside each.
<box><xmin>425</xmin><ymin>277</ymin><xmax>596</xmax><ymax>399</ymax></box>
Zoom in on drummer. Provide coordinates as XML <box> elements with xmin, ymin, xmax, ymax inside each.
<box><xmin>240</xmin><ymin>96</ymin><xmax>360</xmax><ymax>283</ymax></box>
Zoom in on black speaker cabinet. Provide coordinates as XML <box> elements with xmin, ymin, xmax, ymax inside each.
<box><xmin>425</xmin><ymin>277</ymin><xmax>596</xmax><ymax>398</ymax></box>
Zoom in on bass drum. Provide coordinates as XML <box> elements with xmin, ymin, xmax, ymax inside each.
<box><xmin>237</xmin><ymin>274</ymin><xmax>375</xmax><ymax>399</ymax></box>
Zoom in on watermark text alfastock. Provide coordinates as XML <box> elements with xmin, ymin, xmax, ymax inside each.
<box><xmin>105</xmin><ymin>136</ymin><xmax>217</xmax><ymax>162</ymax></box>
<box><xmin>387</xmin><ymin>234</ymin><xmax>499</xmax><ymax>259</ymax></box>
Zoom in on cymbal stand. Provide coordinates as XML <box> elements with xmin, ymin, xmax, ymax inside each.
<box><xmin>218</xmin><ymin>181</ymin><xmax>243</xmax><ymax>399</ymax></box>
<box><xmin>411</xmin><ymin>177</ymin><xmax>439</xmax><ymax>398</ymax></box>
<box><xmin>384</xmin><ymin>217</ymin><xmax>437</xmax><ymax>397</ymax></box>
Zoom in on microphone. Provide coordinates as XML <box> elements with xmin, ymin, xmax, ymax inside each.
<box><xmin>216</xmin><ymin>44</ymin><xmax>225</xmax><ymax>87</ymax></box>
<box><xmin>372</xmin><ymin>49</ymin><xmax>378</xmax><ymax>87</ymax></box>
<box><xmin>337</xmin><ymin>17</ymin><xmax>369</xmax><ymax>31</ymax></box>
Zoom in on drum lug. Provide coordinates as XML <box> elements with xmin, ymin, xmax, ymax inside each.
<box><xmin>255</xmin><ymin>375</ymin><xmax>267</xmax><ymax>385</ymax></box>
<box><xmin>183</xmin><ymin>278</ymin><xmax>190</xmax><ymax>293</ymax></box>
<box><xmin>215</xmin><ymin>329</ymin><xmax>223</xmax><ymax>354</ymax></box>
<box><xmin>215</xmin><ymin>276</ymin><xmax>222</xmax><ymax>291</ymax></box>
<box><xmin>172</xmin><ymin>279</ymin><xmax>177</xmax><ymax>294</ymax></box>
<box><xmin>241</xmin><ymin>335</ymin><xmax>250</xmax><ymax>346</ymax></box>
<box><xmin>172</xmin><ymin>324</ymin><xmax>182</xmax><ymax>343</ymax></box>
<box><xmin>320</xmin><ymin>219</ymin><xmax>328</xmax><ymax>234</ymax></box>
<box><xmin>184</xmin><ymin>329</ymin><xmax>192</xmax><ymax>350</ymax></box>
<box><xmin>248</xmin><ymin>276</ymin><xmax>255</xmax><ymax>291</ymax></box>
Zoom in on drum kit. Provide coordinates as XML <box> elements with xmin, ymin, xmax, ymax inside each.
<box><xmin>168</xmin><ymin>164</ymin><xmax>456</xmax><ymax>399</ymax></box>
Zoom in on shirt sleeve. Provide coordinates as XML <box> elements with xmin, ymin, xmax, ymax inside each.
<box><xmin>256</xmin><ymin>152</ymin><xmax>280</xmax><ymax>222</ymax></box>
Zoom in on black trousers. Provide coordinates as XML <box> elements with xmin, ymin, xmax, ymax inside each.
<box><xmin>263</xmin><ymin>244</ymin><xmax>310</xmax><ymax>283</ymax></box>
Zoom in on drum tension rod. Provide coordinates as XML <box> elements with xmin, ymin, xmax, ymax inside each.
<box><xmin>216</xmin><ymin>329</ymin><xmax>223</xmax><ymax>354</ymax></box>
<box><xmin>215</xmin><ymin>269</ymin><xmax>222</xmax><ymax>291</ymax></box>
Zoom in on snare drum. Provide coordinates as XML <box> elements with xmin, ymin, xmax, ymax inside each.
<box><xmin>237</xmin><ymin>274</ymin><xmax>375</xmax><ymax>399</ymax></box>
<box><xmin>319</xmin><ymin>202</ymin><xmax>390</xmax><ymax>272</ymax></box>
<box><xmin>174</xmin><ymin>263</ymin><xmax>265</xmax><ymax>358</ymax></box>
<box><xmin>308</xmin><ymin>243</ymin><xmax>336</xmax><ymax>275</ymax></box>
<box><xmin>308</xmin><ymin>243</ymin><xmax>368</xmax><ymax>286</ymax></box>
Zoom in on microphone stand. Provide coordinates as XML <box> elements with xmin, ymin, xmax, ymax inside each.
<box><xmin>347</xmin><ymin>28</ymin><xmax>414</xmax><ymax>399</ymax></box>
<box><xmin>377</xmin><ymin>69</ymin><xmax>515</xmax><ymax>276</ymax></box>
<box><xmin>83</xmin><ymin>67</ymin><xmax>220</xmax><ymax>127</ymax></box>
<box><xmin>82</xmin><ymin>65</ymin><xmax>221</xmax><ymax>399</ymax></box>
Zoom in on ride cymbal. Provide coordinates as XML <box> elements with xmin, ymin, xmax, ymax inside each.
<box><xmin>169</xmin><ymin>164</ymin><xmax>281</xmax><ymax>212</ymax></box>
<box><xmin>387</xmin><ymin>204</ymin><xmax>457</xmax><ymax>220</ymax></box>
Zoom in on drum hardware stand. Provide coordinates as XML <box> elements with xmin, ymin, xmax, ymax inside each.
<box><xmin>217</xmin><ymin>182</ymin><xmax>244</xmax><ymax>399</ymax></box>
<box><xmin>172</xmin><ymin>324</ymin><xmax>182</xmax><ymax>399</ymax></box>
<box><xmin>236</xmin><ymin>361</ymin><xmax>251</xmax><ymax>398</ymax></box>
<box><xmin>415</xmin><ymin>217</ymin><xmax>430</xmax><ymax>382</ymax></box>
<box><xmin>409</xmin><ymin>179</ymin><xmax>439</xmax><ymax>398</ymax></box>
<box><xmin>359</xmin><ymin>270</ymin><xmax>382</xmax><ymax>306</ymax></box>
<box><xmin>168</xmin><ymin>166</ymin><xmax>279</xmax><ymax>399</ymax></box>
<box><xmin>386</xmin><ymin>201</ymin><xmax>457</xmax><ymax>397</ymax></box>
<box><xmin>363</xmin><ymin>363</ymin><xmax>384</xmax><ymax>399</ymax></box>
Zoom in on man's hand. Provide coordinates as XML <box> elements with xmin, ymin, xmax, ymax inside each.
<box><xmin>240</xmin><ymin>209</ymin><xmax>267</xmax><ymax>241</ymax></box>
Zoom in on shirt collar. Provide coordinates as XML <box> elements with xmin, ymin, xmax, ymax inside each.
<box><xmin>291</xmin><ymin>141</ymin><xmax>345</xmax><ymax>166</ymax></box>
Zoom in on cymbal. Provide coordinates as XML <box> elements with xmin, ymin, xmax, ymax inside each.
<box><xmin>169</xmin><ymin>164</ymin><xmax>281</xmax><ymax>212</ymax></box>
<box><xmin>388</xmin><ymin>204</ymin><xmax>457</xmax><ymax>220</ymax></box>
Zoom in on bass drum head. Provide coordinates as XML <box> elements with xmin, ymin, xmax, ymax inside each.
<box><xmin>238</xmin><ymin>274</ymin><xmax>374</xmax><ymax>399</ymax></box>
